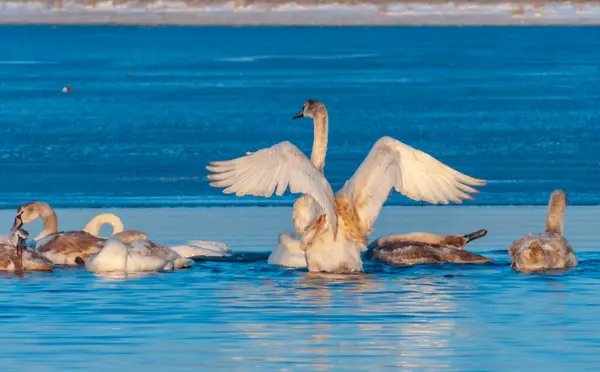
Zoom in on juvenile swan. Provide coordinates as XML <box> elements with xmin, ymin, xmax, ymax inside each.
<box><xmin>367</xmin><ymin>229</ymin><xmax>490</xmax><ymax>265</ymax></box>
<box><xmin>508</xmin><ymin>190</ymin><xmax>576</xmax><ymax>272</ymax></box>
<box><xmin>207</xmin><ymin>100</ymin><xmax>486</xmax><ymax>273</ymax></box>
<box><xmin>11</xmin><ymin>201</ymin><xmax>111</xmax><ymax>265</ymax></box>
<box><xmin>0</xmin><ymin>229</ymin><xmax>53</xmax><ymax>272</ymax></box>
<box><xmin>83</xmin><ymin>230</ymin><xmax>192</xmax><ymax>273</ymax></box>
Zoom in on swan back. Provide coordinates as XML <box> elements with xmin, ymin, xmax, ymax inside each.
<box><xmin>113</xmin><ymin>230</ymin><xmax>149</xmax><ymax>244</ymax></box>
<box><xmin>508</xmin><ymin>190</ymin><xmax>576</xmax><ymax>272</ymax></box>
<box><xmin>84</xmin><ymin>213</ymin><xmax>125</xmax><ymax>237</ymax></box>
<box><xmin>508</xmin><ymin>233</ymin><xmax>576</xmax><ymax>272</ymax></box>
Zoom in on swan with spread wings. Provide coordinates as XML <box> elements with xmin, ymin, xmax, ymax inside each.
<box><xmin>207</xmin><ymin>100</ymin><xmax>486</xmax><ymax>273</ymax></box>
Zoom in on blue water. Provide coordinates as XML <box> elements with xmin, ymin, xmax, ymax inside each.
<box><xmin>1</xmin><ymin>26</ymin><xmax>600</xmax><ymax>371</ymax></box>
<box><xmin>1</xmin><ymin>26</ymin><xmax>600</xmax><ymax>208</ymax></box>
<box><xmin>0</xmin><ymin>206</ymin><xmax>598</xmax><ymax>371</ymax></box>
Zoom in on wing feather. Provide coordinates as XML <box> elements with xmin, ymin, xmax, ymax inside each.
<box><xmin>342</xmin><ymin>136</ymin><xmax>486</xmax><ymax>233</ymax></box>
<box><xmin>207</xmin><ymin>141</ymin><xmax>337</xmax><ymax>232</ymax></box>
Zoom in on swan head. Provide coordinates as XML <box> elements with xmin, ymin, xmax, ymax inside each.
<box><xmin>10</xmin><ymin>229</ymin><xmax>29</xmax><ymax>248</ymax></box>
<box><xmin>292</xmin><ymin>99</ymin><xmax>326</xmax><ymax>120</ymax></box>
<box><xmin>11</xmin><ymin>201</ymin><xmax>47</xmax><ymax>231</ymax></box>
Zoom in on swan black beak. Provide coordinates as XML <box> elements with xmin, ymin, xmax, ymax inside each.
<box><xmin>11</xmin><ymin>216</ymin><xmax>23</xmax><ymax>232</ymax></box>
<box><xmin>292</xmin><ymin>111</ymin><xmax>304</xmax><ymax>120</ymax></box>
<box><xmin>463</xmin><ymin>229</ymin><xmax>488</xmax><ymax>244</ymax></box>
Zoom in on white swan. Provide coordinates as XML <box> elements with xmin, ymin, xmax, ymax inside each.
<box><xmin>81</xmin><ymin>212</ymin><xmax>231</xmax><ymax>258</ymax></box>
<box><xmin>207</xmin><ymin>99</ymin><xmax>486</xmax><ymax>273</ymax></box>
<box><xmin>11</xmin><ymin>201</ymin><xmax>124</xmax><ymax>265</ymax></box>
<box><xmin>84</xmin><ymin>230</ymin><xmax>192</xmax><ymax>273</ymax></box>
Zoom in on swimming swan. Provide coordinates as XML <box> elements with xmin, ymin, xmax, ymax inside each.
<box><xmin>83</xmin><ymin>230</ymin><xmax>192</xmax><ymax>273</ymax></box>
<box><xmin>366</xmin><ymin>229</ymin><xmax>490</xmax><ymax>265</ymax></box>
<box><xmin>0</xmin><ymin>229</ymin><xmax>53</xmax><ymax>272</ymax></box>
<box><xmin>207</xmin><ymin>100</ymin><xmax>486</xmax><ymax>273</ymax></box>
<box><xmin>508</xmin><ymin>190</ymin><xmax>576</xmax><ymax>272</ymax></box>
<box><xmin>10</xmin><ymin>201</ymin><xmax>123</xmax><ymax>266</ymax></box>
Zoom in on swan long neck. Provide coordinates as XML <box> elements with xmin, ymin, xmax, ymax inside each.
<box><xmin>545</xmin><ymin>190</ymin><xmax>567</xmax><ymax>235</ymax></box>
<box><xmin>36</xmin><ymin>204</ymin><xmax>58</xmax><ymax>241</ymax></box>
<box><xmin>310</xmin><ymin>109</ymin><xmax>328</xmax><ymax>173</ymax></box>
<box><xmin>84</xmin><ymin>213</ymin><xmax>125</xmax><ymax>237</ymax></box>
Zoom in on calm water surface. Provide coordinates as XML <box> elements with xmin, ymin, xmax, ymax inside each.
<box><xmin>1</xmin><ymin>26</ymin><xmax>600</xmax><ymax>207</ymax></box>
<box><xmin>0</xmin><ymin>26</ymin><xmax>600</xmax><ymax>371</ymax></box>
<box><xmin>1</xmin><ymin>206</ymin><xmax>599</xmax><ymax>371</ymax></box>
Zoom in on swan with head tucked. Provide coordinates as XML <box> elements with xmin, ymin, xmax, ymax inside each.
<box><xmin>0</xmin><ymin>229</ymin><xmax>53</xmax><ymax>272</ymax></box>
<box><xmin>207</xmin><ymin>99</ymin><xmax>486</xmax><ymax>273</ymax></box>
<box><xmin>11</xmin><ymin>201</ymin><xmax>124</xmax><ymax>266</ymax></box>
<box><xmin>83</xmin><ymin>230</ymin><xmax>192</xmax><ymax>273</ymax></box>
<box><xmin>81</xmin><ymin>212</ymin><xmax>230</xmax><ymax>258</ymax></box>
<box><xmin>508</xmin><ymin>190</ymin><xmax>576</xmax><ymax>272</ymax></box>
<box><xmin>366</xmin><ymin>229</ymin><xmax>490</xmax><ymax>265</ymax></box>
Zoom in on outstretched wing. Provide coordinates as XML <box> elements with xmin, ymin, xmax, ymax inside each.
<box><xmin>207</xmin><ymin>141</ymin><xmax>337</xmax><ymax>233</ymax></box>
<box><xmin>341</xmin><ymin>136</ymin><xmax>486</xmax><ymax>233</ymax></box>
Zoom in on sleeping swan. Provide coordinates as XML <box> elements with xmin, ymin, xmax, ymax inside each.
<box><xmin>82</xmin><ymin>211</ymin><xmax>231</xmax><ymax>258</ymax></box>
<box><xmin>82</xmin><ymin>230</ymin><xmax>192</xmax><ymax>273</ymax></box>
<box><xmin>0</xmin><ymin>229</ymin><xmax>53</xmax><ymax>272</ymax></box>
<box><xmin>81</xmin><ymin>212</ymin><xmax>230</xmax><ymax>258</ymax></box>
<box><xmin>11</xmin><ymin>201</ymin><xmax>123</xmax><ymax>265</ymax></box>
<box><xmin>508</xmin><ymin>190</ymin><xmax>576</xmax><ymax>272</ymax></box>
<box><xmin>207</xmin><ymin>99</ymin><xmax>486</xmax><ymax>273</ymax></box>
<box><xmin>366</xmin><ymin>229</ymin><xmax>490</xmax><ymax>265</ymax></box>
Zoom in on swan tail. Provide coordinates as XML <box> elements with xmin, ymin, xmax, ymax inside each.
<box><xmin>169</xmin><ymin>241</ymin><xmax>231</xmax><ymax>259</ymax></box>
<box><xmin>184</xmin><ymin>240</ymin><xmax>231</xmax><ymax>253</ymax></box>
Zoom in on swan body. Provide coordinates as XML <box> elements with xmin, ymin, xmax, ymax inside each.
<box><xmin>367</xmin><ymin>229</ymin><xmax>490</xmax><ymax>265</ymax></box>
<box><xmin>11</xmin><ymin>201</ymin><xmax>124</xmax><ymax>266</ymax></box>
<box><xmin>84</xmin><ymin>230</ymin><xmax>192</xmax><ymax>273</ymax></box>
<box><xmin>35</xmin><ymin>232</ymin><xmax>104</xmax><ymax>265</ymax></box>
<box><xmin>0</xmin><ymin>229</ymin><xmax>53</xmax><ymax>272</ymax></box>
<box><xmin>208</xmin><ymin>100</ymin><xmax>485</xmax><ymax>273</ymax></box>
<box><xmin>169</xmin><ymin>240</ymin><xmax>231</xmax><ymax>258</ymax></box>
<box><xmin>508</xmin><ymin>190</ymin><xmax>576</xmax><ymax>272</ymax></box>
